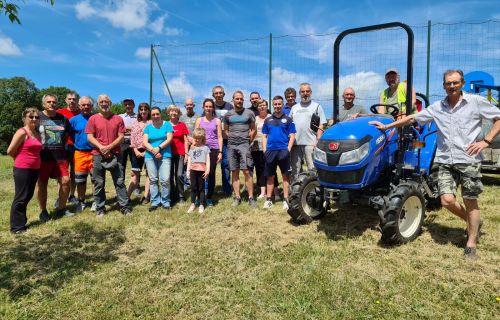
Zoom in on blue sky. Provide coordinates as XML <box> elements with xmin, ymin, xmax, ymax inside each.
<box><xmin>1</xmin><ymin>0</ymin><xmax>499</xmax><ymax>114</ymax></box>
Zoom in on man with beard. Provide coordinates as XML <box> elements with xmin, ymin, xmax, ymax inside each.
<box><xmin>289</xmin><ymin>83</ymin><xmax>326</xmax><ymax>181</ymax></box>
<box><xmin>247</xmin><ymin>91</ymin><xmax>261</xmax><ymax>116</ymax></box>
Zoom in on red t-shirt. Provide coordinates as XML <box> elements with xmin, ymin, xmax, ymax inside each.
<box><xmin>85</xmin><ymin>113</ymin><xmax>125</xmax><ymax>156</ymax></box>
<box><xmin>171</xmin><ymin>122</ymin><xmax>189</xmax><ymax>156</ymax></box>
<box><xmin>57</xmin><ymin>108</ymin><xmax>80</xmax><ymax>145</ymax></box>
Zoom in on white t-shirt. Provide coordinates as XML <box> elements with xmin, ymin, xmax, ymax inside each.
<box><xmin>290</xmin><ymin>101</ymin><xmax>326</xmax><ymax>145</ymax></box>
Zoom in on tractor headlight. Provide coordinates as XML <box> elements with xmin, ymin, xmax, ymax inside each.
<box><xmin>339</xmin><ymin>142</ymin><xmax>369</xmax><ymax>165</ymax></box>
<box><xmin>313</xmin><ymin>147</ymin><xmax>327</xmax><ymax>164</ymax></box>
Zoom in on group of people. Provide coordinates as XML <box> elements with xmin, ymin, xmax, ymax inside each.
<box><xmin>7</xmin><ymin>82</ymin><xmax>329</xmax><ymax>233</ymax></box>
<box><xmin>7</xmin><ymin>69</ymin><xmax>500</xmax><ymax>260</ymax></box>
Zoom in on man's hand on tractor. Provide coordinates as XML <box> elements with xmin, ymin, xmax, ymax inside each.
<box><xmin>369</xmin><ymin>120</ymin><xmax>387</xmax><ymax>131</ymax></box>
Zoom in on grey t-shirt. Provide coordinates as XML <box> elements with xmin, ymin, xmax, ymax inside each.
<box><xmin>224</xmin><ymin>108</ymin><xmax>256</xmax><ymax>145</ymax></box>
<box><xmin>290</xmin><ymin>100</ymin><xmax>326</xmax><ymax>145</ymax></box>
<box><xmin>180</xmin><ymin>113</ymin><xmax>200</xmax><ymax>135</ymax></box>
<box><xmin>188</xmin><ymin>145</ymin><xmax>210</xmax><ymax>164</ymax></box>
<box><xmin>339</xmin><ymin>104</ymin><xmax>368</xmax><ymax>122</ymax></box>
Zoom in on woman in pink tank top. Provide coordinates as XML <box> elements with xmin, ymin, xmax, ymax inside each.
<box><xmin>7</xmin><ymin>107</ymin><xmax>42</xmax><ymax>233</ymax></box>
<box><xmin>195</xmin><ymin>98</ymin><xmax>223</xmax><ymax>206</ymax></box>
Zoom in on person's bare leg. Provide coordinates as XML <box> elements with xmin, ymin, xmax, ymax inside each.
<box><xmin>282</xmin><ymin>174</ymin><xmax>290</xmax><ymax>199</ymax></box>
<box><xmin>76</xmin><ymin>181</ymin><xmax>86</xmax><ymax>201</ymax></box>
<box><xmin>266</xmin><ymin>176</ymin><xmax>274</xmax><ymax>198</ymax></box>
<box><xmin>440</xmin><ymin>193</ymin><xmax>467</xmax><ymax>221</ymax></box>
<box><xmin>57</xmin><ymin>176</ymin><xmax>70</xmax><ymax>210</ymax></box>
<box><xmin>127</xmin><ymin>171</ymin><xmax>139</xmax><ymax>197</ymax></box>
<box><xmin>144</xmin><ymin>176</ymin><xmax>150</xmax><ymax>199</ymax></box>
<box><xmin>464</xmin><ymin>198</ymin><xmax>480</xmax><ymax>248</ymax></box>
<box><xmin>232</xmin><ymin>170</ymin><xmax>240</xmax><ymax>198</ymax></box>
<box><xmin>243</xmin><ymin>169</ymin><xmax>253</xmax><ymax>198</ymax></box>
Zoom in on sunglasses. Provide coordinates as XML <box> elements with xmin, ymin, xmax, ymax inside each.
<box><xmin>28</xmin><ymin>115</ymin><xmax>40</xmax><ymax>120</ymax></box>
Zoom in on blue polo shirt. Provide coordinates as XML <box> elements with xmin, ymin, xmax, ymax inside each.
<box><xmin>69</xmin><ymin>113</ymin><xmax>93</xmax><ymax>151</ymax></box>
<box><xmin>262</xmin><ymin>113</ymin><xmax>296</xmax><ymax>151</ymax></box>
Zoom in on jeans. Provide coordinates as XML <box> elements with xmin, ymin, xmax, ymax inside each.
<box><xmin>206</xmin><ymin>148</ymin><xmax>219</xmax><ymax>199</ymax></box>
<box><xmin>290</xmin><ymin>145</ymin><xmax>315</xmax><ymax>182</ymax></box>
<box><xmin>221</xmin><ymin>140</ymin><xmax>232</xmax><ymax>194</ymax></box>
<box><xmin>92</xmin><ymin>154</ymin><xmax>129</xmax><ymax>211</ymax></box>
<box><xmin>145</xmin><ymin>157</ymin><xmax>171</xmax><ymax>207</ymax></box>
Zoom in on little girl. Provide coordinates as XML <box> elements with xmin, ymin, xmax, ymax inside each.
<box><xmin>187</xmin><ymin>128</ymin><xmax>211</xmax><ymax>213</ymax></box>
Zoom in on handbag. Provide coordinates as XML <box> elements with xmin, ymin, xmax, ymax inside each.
<box><xmin>310</xmin><ymin>105</ymin><xmax>321</xmax><ymax>133</ymax></box>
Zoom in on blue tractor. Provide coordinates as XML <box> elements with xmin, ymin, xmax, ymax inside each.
<box><xmin>287</xmin><ymin>22</ymin><xmax>440</xmax><ymax>244</ymax></box>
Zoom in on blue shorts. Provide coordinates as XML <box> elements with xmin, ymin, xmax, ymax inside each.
<box><xmin>264</xmin><ymin>149</ymin><xmax>291</xmax><ymax>177</ymax></box>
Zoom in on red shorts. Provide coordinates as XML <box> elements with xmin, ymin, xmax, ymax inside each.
<box><xmin>39</xmin><ymin>160</ymin><xmax>69</xmax><ymax>182</ymax></box>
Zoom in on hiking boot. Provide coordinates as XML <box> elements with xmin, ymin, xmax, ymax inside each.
<box><xmin>55</xmin><ymin>209</ymin><xmax>75</xmax><ymax>219</ymax></box>
<box><xmin>76</xmin><ymin>200</ymin><xmax>86</xmax><ymax>213</ymax></box>
<box><xmin>263</xmin><ymin>200</ymin><xmax>273</xmax><ymax>209</ymax></box>
<box><xmin>206</xmin><ymin>199</ymin><xmax>214</xmax><ymax>207</ymax></box>
<box><xmin>464</xmin><ymin>247</ymin><xmax>478</xmax><ymax>260</ymax></box>
<box><xmin>120</xmin><ymin>207</ymin><xmax>132</xmax><ymax>216</ymax></box>
<box><xmin>39</xmin><ymin>209</ymin><xmax>51</xmax><ymax>223</ymax></box>
<box><xmin>232</xmin><ymin>197</ymin><xmax>242</xmax><ymax>207</ymax></box>
<box><xmin>248</xmin><ymin>197</ymin><xmax>257</xmax><ymax>208</ymax></box>
<box><xmin>68</xmin><ymin>195</ymin><xmax>79</xmax><ymax>205</ymax></box>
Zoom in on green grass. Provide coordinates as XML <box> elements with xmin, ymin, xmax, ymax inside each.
<box><xmin>0</xmin><ymin>155</ymin><xmax>499</xmax><ymax>319</ymax></box>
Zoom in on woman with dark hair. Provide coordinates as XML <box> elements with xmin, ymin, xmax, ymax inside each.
<box><xmin>195</xmin><ymin>98</ymin><xmax>223</xmax><ymax>207</ymax></box>
<box><xmin>7</xmin><ymin>107</ymin><xmax>43</xmax><ymax>233</ymax></box>
<box><xmin>129</xmin><ymin>102</ymin><xmax>151</xmax><ymax>204</ymax></box>
<box><xmin>143</xmin><ymin>106</ymin><xmax>174</xmax><ymax>211</ymax></box>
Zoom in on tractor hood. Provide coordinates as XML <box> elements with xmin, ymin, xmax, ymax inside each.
<box><xmin>321</xmin><ymin>115</ymin><xmax>394</xmax><ymax>141</ymax></box>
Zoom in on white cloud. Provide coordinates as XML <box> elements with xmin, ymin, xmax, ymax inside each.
<box><xmin>272</xmin><ymin>67</ymin><xmax>301</xmax><ymax>84</ymax></box>
<box><xmin>135</xmin><ymin>47</ymin><xmax>150</xmax><ymax>59</ymax></box>
<box><xmin>166</xmin><ymin>72</ymin><xmax>197</xmax><ymax>98</ymax></box>
<box><xmin>0</xmin><ymin>36</ymin><xmax>22</xmax><ymax>56</ymax></box>
<box><xmin>149</xmin><ymin>15</ymin><xmax>166</xmax><ymax>34</ymax></box>
<box><xmin>75</xmin><ymin>1</ymin><xmax>96</xmax><ymax>19</ymax></box>
<box><xmin>75</xmin><ymin>0</ymin><xmax>183</xmax><ymax>35</ymax></box>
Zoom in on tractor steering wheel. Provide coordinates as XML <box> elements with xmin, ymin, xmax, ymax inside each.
<box><xmin>370</xmin><ymin>104</ymin><xmax>400</xmax><ymax>118</ymax></box>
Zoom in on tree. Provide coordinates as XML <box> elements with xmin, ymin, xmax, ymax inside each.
<box><xmin>1</xmin><ymin>0</ymin><xmax>54</xmax><ymax>24</ymax></box>
<box><xmin>110</xmin><ymin>103</ymin><xmax>125</xmax><ymax>115</ymax></box>
<box><xmin>0</xmin><ymin>77</ymin><xmax>39</xmax><ymax>153</ymax></box>
<box><xmin>37</xmin><ymin>86</ymin><xmax>79</xmax><ymax>110</ymax></box>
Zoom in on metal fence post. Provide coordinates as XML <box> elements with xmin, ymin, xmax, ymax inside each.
<box><xmin>269</xmin><ymin>33</ymin><xmax>273</xmax><ymax>112</ymax></box>
<box><xmin>150</xmin><ymin>44</ymin><xmax>154</xmax><ymax>108</ymax></box>
<box><xmin>426</xmin><ymin>20</ymin><xmax>431</xmax><ymax>99</ymax></box>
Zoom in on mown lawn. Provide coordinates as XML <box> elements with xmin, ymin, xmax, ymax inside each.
<box><xmin>0</xmin><ymin>155</ymin><xmax>498</xmax><ymax>319</ymax></box>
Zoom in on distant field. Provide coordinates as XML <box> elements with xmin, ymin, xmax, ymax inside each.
<box><xmin>0</xmin><ymin>155</ymin><xmax>498</xmax><ymax>319</ymax></box>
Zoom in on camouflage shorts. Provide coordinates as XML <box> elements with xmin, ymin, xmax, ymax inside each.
<box><xmin>438</xmin><ymin>163</ymin><xmax>483</xmax><ymax>199</ymax></box>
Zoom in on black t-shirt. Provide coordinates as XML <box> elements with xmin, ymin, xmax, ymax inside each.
<box><xmin>39</xmin><ymin>112</ymin><xmax>70</xmax><ymax>161</ymax></box>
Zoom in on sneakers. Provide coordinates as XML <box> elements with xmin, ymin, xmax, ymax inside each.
<box><xmin>39</xmin><ymin>209</ymin><xmax>51</xmax><ymax>222</ymax></box>
<box><xmin>187</xmin><ymin>204</ymin><xmax>196</xmax><ymax>213</ymax></box>
<box><xmin>120</xmin><ymin>207</ymin><xmax>132</xmax><ymax>216</ymax></box>
<box><xmin>232</xmin><ymin>197</ymin><xmax>242</xmax><ymax>207</ymax></box>
<box><xmin>249</xmin><ymin>197</ymin><xmax>257</xmax><ymax>208</ymax></box>
<box><xmin>68</xmin><ymin>195</ymin><xmax>79</xmax><ymax>205</ymax></box>
<box><xmin>206</xmin><ymin>199</ymin><xmax>214</xmax><ymax>207</ymax></box>
<box><xmin>263</xmin><ymin>200</ymin><xmax>273</xmax><ymax>209</ymax></box>
<box><xmin>149</xmin><ymin>206</ymin><xmax>158</xmax><ymax>212</ymax></box>
<box><xmin>198</xmin><ymin>205</ymin><xmax>205</xmax><ymax>213</ymax></box>
<box><xmin>90</xmin><ymin>202</ymin><xmax>97</xmax><ymax>212</ymax></box>
<box><xmin>257</xmin><ymin>194</ymin><xmax>266</xmax><ymax>200</ymax></box>
<box><xmin>283</xmin><ymin>199</ymin><xmax>289</xmax><ymax>210</ymax></box>
<box><xmin>464</xmin><ymin>247</ymin><xmax>478</xmax><ymax>260</ymax></box>
<box><xmin>76</xmin><ymin>200</ymin><xmax>86</xmax><ymax>213</ymax></box>
<box><xmin>55</xmin><ymin>209</ymin><xmax>75</xmax><ymax>219</ymax></box>
<box><xmin>96</xmin><ymin>209</ymin><xmax>106</xmax><ymax>218</ymax></box>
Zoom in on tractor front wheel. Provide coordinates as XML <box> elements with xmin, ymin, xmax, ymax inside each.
<box><xmin>380</xmin><ymin>181</ymin><xmax>425</xmax><ymax>245</ymax></box>
<box><xmin>287</xmin><ymin>171</ymin><xmax>326</xmax><ymax>224</ymax></box>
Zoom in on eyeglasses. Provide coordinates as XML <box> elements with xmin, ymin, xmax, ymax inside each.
<box><xmin>46</xmin><ymin>101</ymin><xmax>57</xmax><ymax>104</ymax></box>
<box><xmin>444</xmin><ymin>81</ymin><xmax>462</xmax><ymax>87</ymax></box>
<box><xmin>28</xmin><ymin>115</ymin><xmax>40</xmax><ymax>119</ymax></box>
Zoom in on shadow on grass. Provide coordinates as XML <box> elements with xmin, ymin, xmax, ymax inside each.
<box><xmin>0</xmin><ymin>222</ymin><xmax>129</xmax><ymax>300</ymax></box>
<box><xmin>424</xmin><ymin>215</ymin><xmax>466</xmax><ymax>248</ymax></box>
<box><xmin>316</xmin><ymin>205</ymin><xmax>380</xmax><ymax>241</ymax></box>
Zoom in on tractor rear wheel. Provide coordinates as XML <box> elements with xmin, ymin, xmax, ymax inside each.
<box><xmin>380</xmin><ymin>181</ymin><xmax>425</xmax><ymax>245</ymax></box>
<box><xmin>287</xmin><ymin>171</ymin><xmax>326</xmax><ymax>224</ymax></box>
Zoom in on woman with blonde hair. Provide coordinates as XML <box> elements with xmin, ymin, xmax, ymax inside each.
<box><xmin>7</xmin><ymin>108</ymin><xmax>43</xmax><ymax>233</ymax></box>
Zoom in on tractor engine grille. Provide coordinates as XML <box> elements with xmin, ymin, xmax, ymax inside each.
<box><xmin>317</xmin><ymin>166</ymin><xmax>366</xmax><ymax>185</ymax></box>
